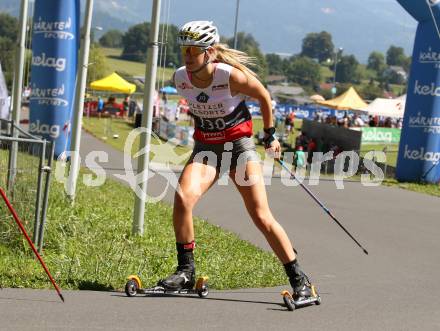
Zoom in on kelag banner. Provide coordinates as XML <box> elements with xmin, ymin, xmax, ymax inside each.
<box><xmin>361</xmin><ymin>127</ymin><xmax>401</xmax><ymax>144</ymax></box>
<box><xmin>396</xmin><ymin>0</ymin><xmax>440</xmax><ymax>183</ymax></box>
<box><xmin>29</xmin><ymin>0</ymin><xmax>79</xmax><ymax>156</ymax></box>
<box><xmin>247</xmin><ymin>102</ymin><xmax>352</xmax><ymax>120</ymax></box>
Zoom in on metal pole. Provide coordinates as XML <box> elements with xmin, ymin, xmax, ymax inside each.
<box><xmin>233</xmin><ymin>0</ymin><xmax>240</xmax><ymax>49</ymax></box>
<box><xmin>67</xmin><ymin>0</ymin><xmax>94</xmax><ymax>201</ymax></box>
<box><xmin>9</xmin><ymin>0</ymin><xmax>29</xmax><ymax>193</ymax></box>
<box><xmin>332</xmin><ymin>47</ymin><xmax>343</xmax><ymax>98</ymax></box>
<box><xmin>132</xmin><ymin>0</ymin><xmax>161</xmax><ymax>235</ymax></box>
<box><xmin>33</xmin><ymin>140</ymin><xmax>46</xmax><ymax>244</ymax></box>
<box><xmin>38</xmin><ymin>141</ymin><xmax>55</xmax><ymax>253</ymax></box>
<box><xmin>332</xmin><ymin>52</ymin><xmax>338</xmax><ymax>98</ymax></box>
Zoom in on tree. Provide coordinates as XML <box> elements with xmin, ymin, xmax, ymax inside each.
<box><xmin>401</xmin><ymin>56</ymin><xmax>412</xmax><ymax>73</ymax></box>
<box><xmin>301</xmin><ymin>31</ymin><xmax>334</xmax><ymax>63</ymax></box>
<box><xmin>367</xmin><ymin>51</ymin><xmax>386</xmax><ymax>75</ymax></box>
<box><xmin>121</xmin><ymin>23</ymin><xmax>150</xmax><ymax>62</ymax></box>
<box><xmin>0</xmin><ymin>13</ymin><xmax>18</xmax><ymax>41</ymax></box>
<box><xmin>87</xmin><ymin>45</ymin><xmax>107</xmax><ymax>84</ymax></box>
<box><xmin>285</xmin><ymin>56</ymin><xmax>321</xmax><ymax>87</ymax></box>
<box><xmin>381</xmin><ymin>68</ymin><xmax>406</xmax><ymax>85</ymax></box>
<box><xmin>0</xmin><ymin>13</ymin><xmax>18</xmax><ymax>90</ymax></box>
<box><xmin>265</xmin><ymin>53</ymin><xmax>286</xmax><ymax>75</ymax></box>
<box><xmin>99</xmin><ymin>29</ymin><xmax>123</xmax><ymax>48</ymax></box>
<box><xmin>121</xmin><ymin>22</ymin><xmax>180</xmax><ymax>68</ymax></box>
<box><xmin>337</xmin><ymin>55</ymin><xmax>359</xmax><ymax>83</ymax></box>
<box><xmin>386</xmin><ymin>45</ymin><xmax>406</xmax><ymax>66</ymax></box>
<box><xmin>359</xmin><ymin>80</ymin><xmax>384</xmax><ymax>100</ymax></box>
<box><xmin>225</xmin><ymin>32</ymin><xmax>267</xmax><ymax>79</ymax></box>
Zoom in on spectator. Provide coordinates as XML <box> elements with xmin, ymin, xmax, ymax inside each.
<box><xmin>354</xmin><ymin>115</ymin><xmax>365</xmax><ymax>127</ymax></box>
<box><xmin>128</xmin><ymin>98</ymin><xmax>138</xmax><ymax>117</ymax></box>
<box><xmin>284</xmin><ymin>111</ymin><xmax>293</xmax><ymax>133</ymax></box>
<box><xmin>162</xmin><ymin>92</ymin><xmax>168</xmax><ymax>105</ymax></box>
<box><xmin>384</xmin><ymin>117</ymin><xmax>392</xmax><ymax>128</ymax></box>
<box><xmin>307</xmin><ymin>138</ymin><xmax>317</xmax><ymax>164</ymax></box>
<box><xmin>97</xmin><ymin>96</ymin><xmax>104</xmax><ymax>118</ymax></box>
<box><xmin>314</xmin><ymin>109</ymin><xmax>323</xmax><ymax>122</ymax></box>
<box><xmin>293</xmin><ymin>145</ymin><xmax>306</xmax><ymax>173</ymax></box>
<box><xmin>122</xmin><ymin>96</ymin><xmax>130</xmax><ymax>117</ymax></box>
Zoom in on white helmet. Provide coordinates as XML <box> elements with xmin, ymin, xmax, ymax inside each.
<box><xmin>178</xmin><ymin>21</ymin><xmax>220</xmax><ymax>47</ymax></box>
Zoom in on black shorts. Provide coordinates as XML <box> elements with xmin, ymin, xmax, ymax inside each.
<box><xmin>189</xmin><ymin>136</ymin><xmax>260</xmax><ymax>173</ymax></box>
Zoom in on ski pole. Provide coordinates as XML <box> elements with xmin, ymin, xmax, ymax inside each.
<box><xmin>277</xmin><ymin>159</ymin><xmax>368</xmax><ymax>255</ymax></box>
<box><xmin>0</xmin><ymin>188</ymin><xmax>65</xmax><ymax>302</ymax></box>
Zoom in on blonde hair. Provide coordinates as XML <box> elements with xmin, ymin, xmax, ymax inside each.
<box><xmin>212</xmin><ymin>43</ymin><xmax>258</xmax><ymax>78</ymax></box>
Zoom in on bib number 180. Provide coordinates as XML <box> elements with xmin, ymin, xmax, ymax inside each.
<box><xmin>199</xmin><ymin>117</ymin><xmax>226</xmax><ymax>131</ymax></box>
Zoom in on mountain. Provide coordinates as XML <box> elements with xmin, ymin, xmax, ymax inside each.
<box><xmin>1</xmin><ymin>0</ymin><xmax>418</xmax><ymax>62</ymax></box>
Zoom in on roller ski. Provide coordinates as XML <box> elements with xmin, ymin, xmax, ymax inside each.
<box><xmin>125</xmin><ymin>274</ymin><xmax>209</xmax><ymax>298</ymax></box>
<box><xmin>125</xmin><ymin>251</ymin><xmax>209</xmax><ymax>298</ymax></box>
<box><xmin>281</xmin><ymin>259</ymin><xmax>321</xmax><ymax>311</ymax></box>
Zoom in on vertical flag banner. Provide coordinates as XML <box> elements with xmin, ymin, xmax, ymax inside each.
<box><xmin>396</xmin><ymin>0</ymin><xmax>440</xmax><ymax>183</ymax></box>
<box><xmin>29</xmin><ymin>0</ymin><xmax>79</xmax><ymax>156</ymax></box>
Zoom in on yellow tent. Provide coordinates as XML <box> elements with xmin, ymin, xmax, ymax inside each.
<box><xmin>90</xmin><ymin>72</ymin><xmax>136</xmax><ymax>94</ymax></box>
<box><xmin>317</xmin><ymin>86</ymin><xmax>367</xmax><ymax>111</ymax></box>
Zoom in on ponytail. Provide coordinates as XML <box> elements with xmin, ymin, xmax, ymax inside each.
<box><xmin>212</xmin><ymin>43</ymin><xmax>258</xmax><ymax>78</ymax></box>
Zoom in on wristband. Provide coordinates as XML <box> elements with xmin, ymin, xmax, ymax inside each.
<box><xmin>263</xmin><ymin>127</ymin><xmax>276</xmax><ymax>135</ymax></box>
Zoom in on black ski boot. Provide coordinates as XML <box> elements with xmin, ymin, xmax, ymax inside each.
<box><xmin>158</xmin><ymin>242</ymin><xmax>196</xmax><ymax>291</ymax></box>
<box><xmin>284</xmin><ymin>259</ymin><xmax>313</xmax><ymax>301</ymax></box>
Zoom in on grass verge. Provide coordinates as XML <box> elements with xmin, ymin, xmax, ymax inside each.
<box><xmin>0</xmin><ymin>168</ymin><xmax>286</xmax><ymax>290</ymax></box>
<box><xmin>381</xmin><ymin>178</ymin><xmax>440</xmax><ymax>197</ymax></box>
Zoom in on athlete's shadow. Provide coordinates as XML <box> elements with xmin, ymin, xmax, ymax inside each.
<box><xmin>112</xmin><ymin>291</ymin><xmax>288</xmax><ymax>311</ymax></box>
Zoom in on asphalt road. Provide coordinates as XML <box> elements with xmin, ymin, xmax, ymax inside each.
<box><xmin>1</xmin><ymin>131</ymin><xmax>440</xmax><ymax>330</ymax></box>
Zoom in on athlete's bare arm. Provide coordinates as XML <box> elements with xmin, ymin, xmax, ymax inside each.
<box><xmin>229</xmin><ymin>68</ymin><xmax>273</xmax><ymax>129</ymax></box>
<box><xmin>229</xmin><ymin>68</ymin><xmax>280</xmax><ymax>154</ymax></box>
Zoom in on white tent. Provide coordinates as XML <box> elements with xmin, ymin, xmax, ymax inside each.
<box><xmin>365</xmin><ymin>95</ymin><xmax>406</xmax><ymax>118</ymax></box>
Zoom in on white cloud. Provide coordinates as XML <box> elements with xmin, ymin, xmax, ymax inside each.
<box><xmin>321</xmin><ymin>7</ymin><xmax>335</xmax><ymax>15</ymax></box>
<box><xmin>110</xmin><ymin>1</ymin><xmax>127</xmax><ymax>10</ymax></box>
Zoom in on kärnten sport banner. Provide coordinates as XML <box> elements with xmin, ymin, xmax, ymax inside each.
<box><xmin>396</xmin><ymin>0</ymin><xmax>440</xmax><ymax>183</ymax></box>
<box><xmin>29</xmin><ymin>0</ymin><xmax>79</xmax><ymax>156</ymax></box>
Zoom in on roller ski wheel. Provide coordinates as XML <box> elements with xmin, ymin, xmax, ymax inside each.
<box><xmin>281</xmin><ymin>285</ymin><xmax>321</xmax><ymax>311</ymax></box>
<box><xmin>125</xmin><ymin>277</ymin><xmax>140</xmax><ymax>297</ymax></box>
<box><xmin>125</xmin><ymin>275</ymin><xmax>209</xmax><ymax>298</ymax></box>
<box><xmin>195</xmin><ymin>277</ymin><xmax>209</xmax><ymax>298</ymax></box>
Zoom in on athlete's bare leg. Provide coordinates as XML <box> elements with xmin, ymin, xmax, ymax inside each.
<box><xmin>173</xmin><ymin>161</ymin><xmax>218</xmax><ymax>243</ymax></box>
<box><xmin>229</xmin><ymin>160</ymin><xmax>296</xmax><ymax>264</ymax></box>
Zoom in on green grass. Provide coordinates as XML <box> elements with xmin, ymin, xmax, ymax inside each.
<box><xmin>82</xmin><ymin>117</ymin><xmax>191</xmax><ymax>163</ymax></box>
<box><xmin>0</xmin><ymin>149</ymin><xmax>43</xmax><ymax>245</ymax></box>
<box><xmin>382</xmin><ymin>179</ymin><xmax>440</xmax><ymax>197</ymax></box>
<box><xmin>0</xmin><ymin>168</ymin><xmax>286</xmax><ymax>290</ymax></box>
<box><xmin>320</xmin><ymin>65</ymin><xmax>334</xmax><ymax>81</ymax></box>
<box><xmin>360</xmin><ymin>144</ymin><xmax>399</xmax><ymax>167</ymax></box>
<box><xmin>101</xmin><ymin>48</ymin><xmax>174</xmax><ymax>82</ymax></box>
